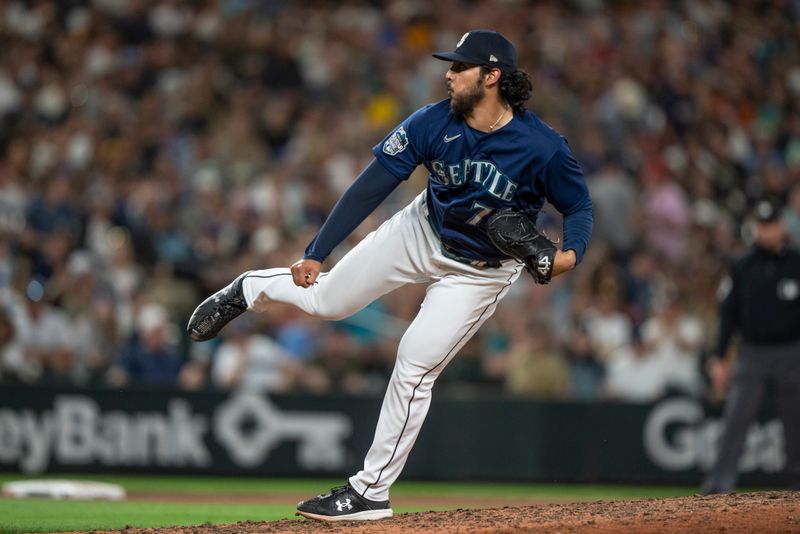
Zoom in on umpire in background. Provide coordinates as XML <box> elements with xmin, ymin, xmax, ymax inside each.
<box><xmin>701</xmin><ymin>196</ymin><xmax>800</xmax><ymax>494</ymax></box>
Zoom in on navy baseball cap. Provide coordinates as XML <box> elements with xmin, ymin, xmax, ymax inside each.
<box><xmin>432</xmin><ymin>30</ymin><xmax>518</xmax><ymax>73</ymax></box>
<box><xmin>753</xmin><ymin>196</ymin><xmax>783</xmax><ymax>223</ymax></box>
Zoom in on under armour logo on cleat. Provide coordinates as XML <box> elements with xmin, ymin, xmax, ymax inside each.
<box><xmin>443</xmin><ymin>133</ymin><xmax>462</xmax><ymax>143</ymax></box>
<box><xmin>336</xmin><ymin>498</ymin><xmax>353</xmax><ymax>512</ymax></box>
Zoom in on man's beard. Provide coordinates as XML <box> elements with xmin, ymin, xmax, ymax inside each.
<box><xmin>450</xmin><ymin>78</ymin><xmax>484</xmax><ymax>118</ymax></box>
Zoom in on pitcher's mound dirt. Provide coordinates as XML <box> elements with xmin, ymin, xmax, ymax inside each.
<box><xmin>98</xmin><ymin>490</ymin><xmax>800</xmax><ymax>533</ymax></box>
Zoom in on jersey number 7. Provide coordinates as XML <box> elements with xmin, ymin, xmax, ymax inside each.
<box><xmin>467</xmin><ymin>202</ymin><xmax>494</xmax><ymax>226</ymax></box>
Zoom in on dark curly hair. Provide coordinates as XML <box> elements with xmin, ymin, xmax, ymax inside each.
<box><xmin>481</xmin><ymin>67</ymin><xmax>532</xmax><ymax>115</ymax></box>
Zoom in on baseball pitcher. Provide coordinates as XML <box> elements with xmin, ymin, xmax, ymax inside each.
<box><xmin>187</xmin><ymin>29</ymin><xmax>593</xmax><ymax>521</ymax></box>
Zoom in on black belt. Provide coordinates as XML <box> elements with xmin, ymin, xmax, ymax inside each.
<box><xmin>439</xmin><ymin>241</ymin><xmax>502</xmax><ymax>268</ymax></box>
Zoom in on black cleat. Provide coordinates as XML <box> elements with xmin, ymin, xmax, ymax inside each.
<box><xmin>697</xmin><ymin>481</ymin><xmax>735</xmax><ymax>496</ymax></box>
<box><xmin>187</xmin><ymin>272</ymin><xmax>250</xmax><ymax>342</ymax></box>
<box><xmin>296</xmin><ymin>484</ymin><xmax>392</xmax><ymax>522</ymax></box>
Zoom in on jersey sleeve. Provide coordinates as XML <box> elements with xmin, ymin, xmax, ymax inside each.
<box><xmin>714</xmin><ymin>267</ymin><xmax>739</xmax><ymax>358</ymax></box>
<box><xmin>372</xmin><ymin>104</ymin><xmax>433</xmax><ymax>179</ymax></box>
<box><xmin>539</xmin><ymin>141</ymin><xmax>593</xmax><ymax>264</ymax></box>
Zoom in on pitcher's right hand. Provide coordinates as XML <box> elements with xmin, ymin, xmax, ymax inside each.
<box><xmin>291</xmin><ymin>259</ymin><xmax>322</xmax><ymax>288</ymax></box>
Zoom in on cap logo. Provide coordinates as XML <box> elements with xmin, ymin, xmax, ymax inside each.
<box><xmin>756</xmin><ymin>201</ymin><xmax>774</xmax><ymax>220</ymax></box>
<box><xmin>457</xmin><ymin>32</ymin><xmax>469</xmax><ymax>48</ymax></box>
<box><xmin>489</xmin><ymin>54</ymin><xmax>498</xmax><ymax>62</ymax></box>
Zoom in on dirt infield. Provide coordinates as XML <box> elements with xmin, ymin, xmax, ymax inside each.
<box><xmin>97</xmin><ymin>491</ymin><xmax>799</xmax><ymax>533</ymax></box>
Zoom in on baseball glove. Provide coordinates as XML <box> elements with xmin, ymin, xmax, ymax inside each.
<box><xmin>486</xmin><ymin>209</ymin><xmax>557</xmax><ymax>284</ymax></box>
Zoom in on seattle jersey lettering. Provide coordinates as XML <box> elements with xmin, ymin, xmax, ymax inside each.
<box><xmin>430</xmin><ymin>158</ymin><xmax>518</xmax><ymax>201</ymax></box>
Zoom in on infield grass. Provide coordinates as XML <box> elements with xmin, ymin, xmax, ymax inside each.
<box><xmin>0</xmin><ymin>473</ymin><xmax>700</xmax><ymax>533</ymax></box>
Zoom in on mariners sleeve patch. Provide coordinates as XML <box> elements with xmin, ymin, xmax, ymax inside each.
<box><xmin>382</xmin><ymin>127</ymin><xmax>408</xmax><ymax>156</ymax></box>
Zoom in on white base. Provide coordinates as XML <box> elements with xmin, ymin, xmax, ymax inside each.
<box><xmin>1</xmin><ymin>480</ymin><xmax>126</xmax><ymax>500</ymax></box>
<box><xmin>297</xmin><ymin>508</ymin><xmax>393</xmax><ymax>521</ymax></box>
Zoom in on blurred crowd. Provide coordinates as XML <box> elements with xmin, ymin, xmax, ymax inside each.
<box><xmin>1</xmin><ymin>0</ymin><xmax>799</xmax><ymax>402</ymax></box>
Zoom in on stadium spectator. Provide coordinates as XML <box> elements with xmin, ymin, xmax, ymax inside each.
<box><xmin>602</xmin><ymin>336</ymin><xmax>668</xmax><ymax>403</ymax></box>
<box><xmin>640</xmin><ymin>293</ymin><xmax>705</xmax><ymax>397</ymax></box>
<box><xmin>5</xmin><ymin>280</ymin><xmax>75</xmax><ymax>384</ymax></box>
<box><xmin>0</xmin><ymin>309</ymin><xmax>22</xmax><ymax>383</ymax></box>
<box><xmin>581</xmin><ymin>286</ymin><xmax>634</xmax><ymax>362</ymax></box>
<box><xmin>563</xmin><ymin>326</ymin><xmax>604</xmax><ymax>401</ymax></box>
<box><xmin>106</xmin><ymin>302</ymin><xmax>183</xmax><ymax>387</ymax></box>
<box><xmin>210</xmin><ymin>316</ymin><xmax>297</xmax><ymax>392</ymax></box>
<box><xmin>586</xmin><ymin>158</ymin><xmax>639</xmax><ymax>259</ymax></box>
<box><xmin>0</xmin><ymin>1</ymin><xmax>797</xmax><ymax>402</ymax></box>
<box><xmin>498</xmin><ymin>316</ymin><xmax>571</xmax><ymax>400</ymax></box>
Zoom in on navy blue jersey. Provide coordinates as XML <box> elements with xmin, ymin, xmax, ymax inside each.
<box><xmin>374</xmin><ymin>99</ymin><xmax>592</xmax><ymax>262</ymax></box>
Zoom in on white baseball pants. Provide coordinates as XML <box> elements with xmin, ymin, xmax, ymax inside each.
<box><xmin>240</xmin><ymin>192</ymin><xmax>521</xmax><ymax>501</ymax></box>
